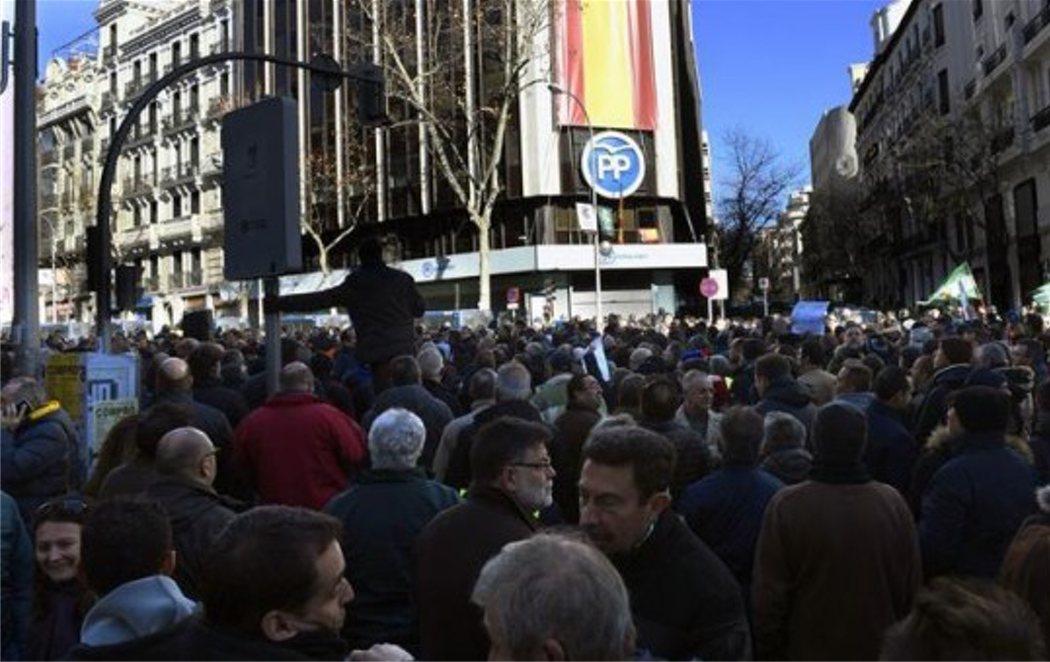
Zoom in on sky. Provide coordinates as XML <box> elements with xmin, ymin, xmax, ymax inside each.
<box><xmin>32</xmin><ymin>0</ymin><xmax>888</xmax><ymax>201</ymax></box>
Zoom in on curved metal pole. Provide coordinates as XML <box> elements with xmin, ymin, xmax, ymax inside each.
<box><xmin>95</xmin><ymin>51</ymin><xmax>380</xmax><ymax>350</ymax></box>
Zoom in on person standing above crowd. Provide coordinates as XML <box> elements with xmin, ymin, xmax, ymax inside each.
<box><xmin>269</xmin><ymin>237</ymin><xmax>425</xmax><ymax>394</ymax></box>
<box><xmin>234</xmin><ymin>362</ymin><xmax>367</xmax><ymax>509</ymax></box>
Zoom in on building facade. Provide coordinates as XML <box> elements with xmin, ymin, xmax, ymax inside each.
<box><xmin>848</xmin><ymin>0</ymin><xmax>1050</xmax><ymax>311</ymax></box>
<box><xmin>38</xmin><ymin>0</ymin><xmax>709</xmax><ymax>329</ymax></box>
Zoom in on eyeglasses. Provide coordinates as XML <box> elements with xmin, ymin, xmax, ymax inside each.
<box><xmin>36</xmin><ymin>496</ymin><xmax>89</xmax><ymax>518</ymax></box>
<box><xmin>510</xmin><ymin>460</ymin><xmax>554</xmax><ymax>471</ymax></box>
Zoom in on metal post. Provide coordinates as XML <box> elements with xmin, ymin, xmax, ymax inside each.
<box><xmin>548</xmin><ymin>83</ymin><xmax>601</xmax><ymax>325</ymax></box>
<box><xmin>264</xmin><ymin>277</ymin><xmax>280</xmax><ymax>396</ymax></box>
<box><xmin>763</xmin><ymin>290</ymin><xmax>769</xmax><ymax>318</ymax></box>
<box><xmin>707</xmin><ymin>296</ymin><xmax>713</xmax><ymax>325</ymax></box>
<box><xmin>50</xmin><ymin>221</ymin><xmax>56</xmax><ymax>324</ymax></box>
<box><xmin>12</xmin><ymin>0</ymin><xmax>38</xmax><ymax>376</ymax></box>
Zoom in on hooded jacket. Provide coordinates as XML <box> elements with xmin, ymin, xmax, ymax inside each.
<box><xmin>913</xmin><ymin>363</ymin><xmax>972</xmax><ymax>445</ymax></box>
<box><xmin>755</xmin><ymin>378</ymin><xmax>817</xmax><ymax>439</ymax></box>
<box><xmin>79</xmin><ymin>576</ymin><xmax>197</xmax><ymax>648</ymax></box>
<box><xmin>999</xmin><ymin>485</ymin><xmax>1050</xmax><ymax>648</ymax></box>
<box><xmin>1</xmin><ymin>405</ymin><xmax>84</xmax><ymax>522</ymax></box>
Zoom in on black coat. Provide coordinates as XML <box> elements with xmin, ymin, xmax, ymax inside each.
<box><xmin>550</xmin><ymin>404</ymin><xmax>601</xmax><ymax>524</ymax></box>
<box><xmin>611</xmin><ymin>510</ymin><xmax>751</xmax><ymax>661</ymax></box>
<box><xmin>755</xmin><ymin>378</ymin><xmax>818</xmax><ymax>440</ymax></box>
<box><xmin>151</xmin><ymin>393</ymin><xmax>244</xmax><ymax>500</ymax></box>
<box><xmin>640</xmin><ymin>419</ymin><xmax>712</xmax><ymax>500</ymax></box>
<box><xmin>69</xmin><ymin>614</ymin><xmax>348</xmax><ymax>661</ymax></box>
<box><xmin>415</xmin><ymin>485</ymin><xmax>537</xmax><ymax>661</ymax></box>
<box><xmin>193</xmin><ymin>379</ymin><xmax>249</xmax><ymax>429</ymax></box>
<box><xmin>913</xmin><ymin>364</ymin><xmax>972</xmax><ymax>445</ymax></box>
<box><xmin>324</xmin><ymin>469</ymin><xmax>458</xmax><ymax>654</ymax></box>
<box><xmin>145</xmin><ymin>477</ymin><xmax>238</xmax><ymax>599</ymax></box>
<box><xmin>444</xmin><ymin>400</ymin><xmax>545</xmax><ymax>490</ymax></box>
<box><xmin>864</xmin><ymin>399</ymin><xmax>919</xmax><ymax>494</ymax></box>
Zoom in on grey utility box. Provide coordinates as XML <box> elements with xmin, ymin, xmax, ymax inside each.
<box><xmin>221</xmin><ymin>96</ymin><xmax>302</xmax><ymax>280</ymax></box>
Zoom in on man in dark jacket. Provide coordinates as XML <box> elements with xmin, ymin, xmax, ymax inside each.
<box><xmin>919</xmin><ymin>385</ymin><xmax>1038</xmax><ymax>580</ymax></box>
<box><xmin>1029</xmin><ymin>378</ymin><xmax>1050</xmax><ymax>483</ymax></box>
<box><xmin>270</xmin><ymin>237</ymin><xmax>425</xmax><ymax>393</ymax></box>
<box><xmin>550</xmin><ymin>373</ymin><xmax>603</xmax><ymax>523</ymax></box>
<box><xmin>752</xmin><ymin>402</ymin><xmax>921</xmax><ymax>660</ymax></box>
<box><xmin>325</xmin><ymin>408</ymin><xmax>458</xmax><ymax>654</ymax></box>
<box><xmin>729</xmin><ymin>338</ymin><xmax>765</xmax><ymax>405</ymax></box>
<box><xmin>638</xmin><ymin>376</ymin><xmax>711</xmax><ymax>499</ymax></box>
<box><xmin>864</xmin><ymin>366</ymin><xmax>918</xmax><ymax>494</ymax></box>
<box><xmin>187</xmin><ymin>343</ymin><xmax>249</xmax><ymax>429</ymax></box>
<box><xmin>146</xmin><ymin>427</ymin><xmax>238</xmax><ymax>599</ymax></box>
<box><xmin>913</xmin><ymin>336</ymin><xmax>973</xmax><ymax>445</ymax></box>
<box><xmin>364</xmin><ymin>356</ymin><xmax>454</xmax><ymax>473</ymax></box>
<box><xmin>753</xmin><ymin>353</ymin><xmax>817</xmax><ymax>440</ymax></box>
<box><xmin>677</xmin><ymin>406</ymin><xmax>782</xmax><ymax>604</ymax></box>
<box><xmin>579</xmin><ymin>425</ymin><xmax>751</xmax><ymax>661</ymax></box>
<box><xmin>416</xmin><ymin>417</ymin><xmax>550</xmax><ymax>660</ymax></box>
<box><xmin>98</xmin><ymin>403</ymin><xmax>192</xmax><ymax>500</ymax></box>
<box><xmin>0</xmin><ymin>377</ymin><xmax>85</xmax><ymax>522</ymax></box>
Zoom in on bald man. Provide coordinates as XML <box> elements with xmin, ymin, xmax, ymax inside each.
<box><xmin>151</xmin><ymin>358</ymin><xmax>242</xmax><ymax>499</ymax></box>
<box><xmin>146</xmin><ymin>427</ymin><xmax>237</xmax><ymax>599</ymax></box>
<box><xmin>234</xmin><ymin>362</ymin><xmax>367</xmax><ymax>509</ymax></box>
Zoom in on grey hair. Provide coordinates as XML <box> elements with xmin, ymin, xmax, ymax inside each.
<box><xmin>472</xmin><ymin>533</ymin><xmax>635</xmax><ymax>660</ymax></box>
<box><xmin>279</xmin><ymin>361</ymin><xmax>314</xmax><ymax>393</ymax></box>
<box><xmin>417</xmin><ymin>346</ymin><xmax>444</xmax><ymax>381</ymax></box>
<box><xmin>709</xmin><ymin>354</ymin><xmax>732</xmax><ymax>377</ymax></box>
<box><xmin>762</xmin><ymin>411</ymin><xmax>807</xmax><ymax>452</ymax></box>
<box><xmin>368</xmin><ymin>408</ymin><xmax>426</xmax><ymax>470</ymax></box>
<box><xmin>680</xmin><ymin>369</ymin><xmax>711</xmax><ymax>394</ymax></box>
<box><xmin>496</xmin><ymin>361</ymin><xmax>532</xmax><ymax>402</ymax></box>
<box><xmin>975</xmin><ymin>342</ymin><xmax>1009</xmax><ymax>370</ymax></box>
<box><xmin>628</xmin><ymin>347</ymin><xmax>653</xmax><ymax>371</ymax></box>
<box><xmin>2</xmin><ymin>377</ymin><xmax>48</xmax><ymax>409</ymax></box>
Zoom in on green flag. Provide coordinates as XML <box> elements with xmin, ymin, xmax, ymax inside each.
<box><xmin>1032</xmin><ymin>283</ymin><xmax>1050</xmax><ymax>306</ymax></box>
<box><xmin>920</xmin><ymin>262</ymin><xmax>983</xmax><ymax>305</ymax></box>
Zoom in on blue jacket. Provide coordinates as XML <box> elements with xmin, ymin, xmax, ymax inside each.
<box><xmin>755</xmin><ymin>378</ymin><xmax>817</xmax><ymax>438</ymax></box>
<box><xmin>79</xmin><ymin>576</ymin><xmax>197</xmax><ymax>648</ymax></box>
<box><xmin>919</xmin><ymin>431</ymin><xmax>1038</xmax><ymax>579</ymax></box>
<box><xmin>676</xmin><ymin>466</ymin><xmax>783</xmax><ymax>592</ymax></box>
<box><xmin>864</xmin><ymin>400</ymin><xmax>918</xmax><ymax>494</ymax></box>
<box><xmin>1</xmin><ymin>406</ymin><xmax>84</xmax><ymax>522</ymax></box>
<box><xmin>1</xmin><ymin>492</ymin><xmax>32</xmax><ymax>661</ymax></box>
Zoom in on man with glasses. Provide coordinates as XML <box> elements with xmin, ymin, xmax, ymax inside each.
<box><xmin>145</xmin><ymin>427</ymin><xmax>238</xmax><ymax>599</ymax></box>
<box><xmin>579</xmin><ymin>425</ymin><xmax>750</xmax><ymax>661</ymax></box>
<box><xmin>416</xmin><ymin>416</ymin><xmax>552</xmax><ymax>660</ymax></box>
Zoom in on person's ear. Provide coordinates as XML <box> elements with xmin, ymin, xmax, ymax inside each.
<box><xmin>647</xmin><ymin>490</ymin><xmax>671</xmax><ymax>515</ymax></box>
<box><xmin>160</xmin><ymin>549</ymin><xmax>177</xmax><ymax>577</ymax></box>
<box><xmin>260</xmin><ymin>610</ymin><xmax>301</xmax><ymax>642</ymax></box>
<box><xmin>541</xmin><ymin>638</ymin><xmax>566</xmax><ymax>661</ymax></box>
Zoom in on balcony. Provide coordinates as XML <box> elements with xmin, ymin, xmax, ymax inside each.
<box><xmin>62</xmin><ymin>143</ymin><xmax>75</xmax><ymax>160</ymax></box>
<box><xmin>160</xmin><ymin>162</ymin><xmax>198</xmax><ymax>188</ymax></box>
<box><xmin>40</xmin><ymin>193</ymin><xmax>59</xmax><ymax>210</ymax></box>
<box><xmin>201</xmin><ymin>209</ymin><xmax>224</xmax><ymax>235</ymax></box>
<box><xmin>1023</xmin><ymin>4</ymin><xmax>1050</xmax><ymax>44</ymax></box>
<box><xmin>162</xmin><ymin>105</ymin><xmax>198</xmax><ymax>136</ymax></box>
<box><xmin>991</xmin><ymin>125</ymin><xmax>1016</xmax><ymax>154</ymax></box>
<box><xmin>158</xmin><ymin>216</ymin><xmax>193</xmax><ymax>243</ymax></box>
<box><xmin>201</xmin><ymin>155</ymin><xmax>222</xmax><ymax>182</ymax></box>
<box><xmin>1032</xmin><ymin>104</ymin><xmax>1050</xmax><ymax>132</ymax></box>
<box><xmin>124</xmin><ymin>74</ymin><xmax>157</xmax><ymax>101</ymax></box>
<box><xmin>982</xmin><ymin>44</ymin><xmax>1007</xmax><ymax>77</ymax></box>
<box><xmin>168</xmin><ymin>269</ymin><xmax>204</xmax><ymax>290</ymax></box>
<box><xmin>100</xmin><ymin>91</ymin><xmax>115</xmax><ymax>112</ymax></box>
<box><xmin>102</xmin><ymin>44</ymin><xmax>117</xmax><ymax>66</ymax></box>
<box><xmin>124</xmin><ymin>125</ymin><xmax>156</xmax><ymax>150</ymax></box>
<box><xmin>964</xmin><ymin>79</ymin><xmax>976</xmax><ymax>100</ymax></box>
<box><xmin>122</xmin><ymin>177</ymin><xmax>154</xmax><ymax>199</ymax></box>
<box><xmin>209</xmin><ymin>39</ymin><xmax>230</xmax><ymax>55</ymax></box>
<box><xmin>41</xmin><ymin>150</ymin><xmax>59</xmax><ymax>166</ymax></box>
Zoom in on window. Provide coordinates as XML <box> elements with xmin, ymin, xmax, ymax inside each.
<box><xmin>109</xmin><ymin>24</ymin><xmax>117</xmax><ymax>49</ymax></box>
<box><xmin>133</xmin><ymin>60</ymin><xmax>141</xmax><ymax>83</ymax></box>
<box><xmin>938</xmin><ymin>69</ymin><xmax>950</xmax><ymax>115</ymax></box>
<box><xmin>973</xmin><ymin>0</ymin><xmax>982</xmax><ymax>21</ymax></box>
<box><xmin>191</xmin><ymin>190</ymin><xmax>200</xmax><ymax>214</ymax></box>
<box><xmin>220</xmin><ymin>71</ymin><xmax>229</xmax><ymax>96</ymax></box>
<box><xmin>172</xmin><ymin>192</ymin><xmax>182</xmax><ymax>218</ymax></box>
<box><xmin>149</xmin><ymin>52</ymin><xmax>157</xmax><ymax>79</ymax></box>
<box><xmin>189</xmin><ymin>33</ymin><xmax>199</xmax><ymax>59</ymax></box>
<box><xmin>172</xmin><ymin>41</ymin><xmax>181</xmax><ymax>67</ymax></box>
<box><xmin>172</xmin><ymin>251</ymin><xmax>183</xmax><ymax>274</ymax></box>
<box><xmin>220</xmin><ymin>19</ymin><xmax>229</xmax><ymax>50</ymax></box>
<box><xmin>1005</xmin><ymin>12</ymin><xmax>1015</xmax><ymax>29</ymax></box>
<box><xmin>109</xmin><ymin>71</ymin><xmax>117</xmax><ymax>94</ymax></box>
<box><xmin>190</xmin><ymin>137</ymin><xmax>199</xmax><ymax>166</ymax></box>
<box><xmin>933</xmin><ymin>4</ymin><xmax>945</xmax><ymax>47</ymax></box>
<box><xmin>150</xmin><ymin>200</ymin><xmax>158</xmax><ymax>224</ymax></box>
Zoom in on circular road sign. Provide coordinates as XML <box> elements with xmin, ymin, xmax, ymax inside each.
<box><xmin>700</xmin><ymin>277</ymin><xmax>719</xmax><ymax>298</ymax></box>
<box><xmin>581</xmin><ymin>131</ymin><xmax>646</xmax><ymax>199</ymax></box>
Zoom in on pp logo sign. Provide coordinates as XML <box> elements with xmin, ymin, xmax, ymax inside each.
<box><xmin>581</xmin><ymin>131</ymin><xmax>646</xmax><ymax>199</ymax></box>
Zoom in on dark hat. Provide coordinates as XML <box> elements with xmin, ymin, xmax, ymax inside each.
<box><xmin>964</xmin><ymin>368</ymin><xmax>1007</xmax><ymax>390</ymax></box>
<box><xmin>812</xmin><ymin>402</ymin><xmax>868</xmax><ymax>467</ymax></box>
<box><xmin>548</xmin><ymin>348</ymin><xmax>574</xmax><ymax>373</ymax></box>
<box><xmin>951</xmin><ymin>385</ymin><xmax>1010</xmax><ymax>434</ymax></box>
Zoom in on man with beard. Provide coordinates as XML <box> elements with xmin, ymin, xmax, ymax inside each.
<box><xmin>578</xmin><ymin>425</ymin><xmax>750</xmax><ymax>660</ymax></box>
<box><xmin>416</xmin><ymin>417</ymin><xmax>552</xmax><ymax>660</ymax></box>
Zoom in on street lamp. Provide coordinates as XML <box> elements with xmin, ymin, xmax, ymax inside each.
<box><xmin>547</xmin><ymin>82</ymin><xmax>604</xmax><ymax>327</ymax></box>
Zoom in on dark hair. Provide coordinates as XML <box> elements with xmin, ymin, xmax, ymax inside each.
<box><xmin>719</xmin><ymin>406</ymin><xmax>764</xmax><ymax>467</ymax></box>
<box><xmin>616</xmin><ymin>374</ymin><xmax>646</xmax><ymax>413</ymax></box>
<box><xmin>83</xmin><ymin>414</ymin><xmax>140</xmax><ymax>498</ymax></box>
<box><xmin>837</xmin><ymin>361</ymin><xmax>873</xmax><ymax>394</ymax></box>
<box><xmin>640</xmin><ymin>377</ymin><xmax>679</xmax><ymax>422</ymax></box>
<box><xmin>939</xmin><ymin>337</ymin><xmax>973</xmax><ymax>365</ymax></box>
<box><xmin>389</xmin><ymin>355</ymin><xmax>421</xmax><ymax>386</ymax></box>
<box><xmin>468</xmin><ymin>368</ymin><xmax>498</xmax><ymax>402</ymax></box>
<box><xmin>470</xmin><ymin>417</ymin><xmax>552</xmax><ymax>485</ymax></box>
<box><xmin>81</xmin><ymin>500</ymin><xmax>172</xmax><ymax>596</ymax></box>
<box><xmin>566</xmin><ymin>373</ymin><xmax>593</xmax><ymax>403</ymax></box>
<box><xmin>358</xmin><ymin>237</ymin><xmax>384</xmax><ymax>264</ymax></box>
<box><xmin>201</xmin><ymin>506</ymin><xmax>343</xmax><ymax>635</ymax></box>
<box><xmin>741</xmin><ymin>338</ymin><xmax>767</xmax><ymax>362</ymax></box>
<box><xmin>874</xmin><ymin>365</ymin><xmax>911</xmax><ymax>401</ymax></box>
<box><xmin>582</xmin><ymin>426</ymin><xmax>675</xmax><ymax>501</ymax></box>
<box><xmin>881</xmin><ymin>577</ymin><xmax>1045</xmax><ymax>660</ymax></box>
<box><xmin>31</xmin><ymin>496</ymin><xmax>93</xmax><ymax>620</ymax></box>
<box><xmin>136</xmin><ymin>403</ymin><xmax>194</xmax><ymax>459</ymax></box>
<box><xmin>187</xmin><ymin>342</ymin><xmax>224</xmax><ymax>384</ymax></box>
<box><xmin>755</xmin><ymin>353</ymin><xmax>792</xmax><ymax>382</ymax></box>
<box><xmin>951</xmin><ymin>385</ymin><xmax>1011</xmax><ymax>434</ymax></box>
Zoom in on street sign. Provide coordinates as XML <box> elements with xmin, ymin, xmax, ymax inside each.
<box><xmin>507</xmin><ymin>287</ymin><xmax>520</xmax><ymax>304</ymax></box>
<box><xmin>581</xmin><ymin>131</ymin><xmax>646</xmax><ymax>199</ymax></box>
<box><xmin>700</xmin><ymin>277</ymin><xmax>719</xmax><ymax>298</ymax></box>
<box><xmin>759</xmin><ymin>277</ymin><xmax>770</xmax><ymax>291</ymax></box>
<box><xmin>707</xmin><ymin>269</ymin><xmax>729</xmax><ymax>301</ymax></box>
<box><xmin>575</xmin><ymin>202</ymin><xmax>597</xmax><ymax>233</ymax></box>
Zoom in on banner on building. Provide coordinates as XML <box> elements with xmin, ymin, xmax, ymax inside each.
<box><xmin>555</xmin><ymin>0</ymin><xmax>657</xmax><ymax>130</ymax></box>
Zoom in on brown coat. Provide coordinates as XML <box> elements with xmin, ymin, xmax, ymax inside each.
<box><xmin>752</xmin><ymin>480</ymin><xmax>921</xmax><ymax>660</ymax></box>
<box><xmin>999</xmin><ymin>486</ymin><xmax>1050</xmax><ymax>649</ymax></box>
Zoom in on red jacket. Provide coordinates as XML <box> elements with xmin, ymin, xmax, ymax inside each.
<box><xmin>234</xmin><ymin>392</ymin><xmax>367</xmax><ymax>509</ymax></box>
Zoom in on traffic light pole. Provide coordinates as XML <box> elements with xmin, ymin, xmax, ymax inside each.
<box><xmin>94</xmin><ymin>51</ymin><xmax>382</xmax><ymax>351</ymax></box>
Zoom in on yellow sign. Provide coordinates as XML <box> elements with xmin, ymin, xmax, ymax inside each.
<box><xmin>45</xmin><ymin>354</ymin><xmax>85</xmax><ymax>422</ymax></box>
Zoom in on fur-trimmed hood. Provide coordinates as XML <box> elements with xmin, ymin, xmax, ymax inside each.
<box><xmin>924</xmin><ymin>424</ymin><xmax>1033</xmax><ymax>464</ymax></box>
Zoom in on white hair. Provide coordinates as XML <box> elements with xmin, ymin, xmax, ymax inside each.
<box><xmin>369</xmin><ymin>408</ymin><xmax>426</xmax><ymax>471</ymax></box>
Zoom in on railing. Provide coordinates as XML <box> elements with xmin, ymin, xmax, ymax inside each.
<box><xmin>991</xmin><ymin>125</ymin><xmax>1016</xmax><ymax>154</ymax></box>
<box><xmin>124</xmin><ymin>73</ymin><xmax>157</xmax><ymax>100</ymax></box>
<box><xmin>145</xmin><ymin>275</ymin><xmax>161</xmax><ymax>292</ymax></box>
<box><xmin>102</xmin><ymin>44</ymin><xmax>117</xmax><ymax>65</ymax></box>
<box><xmin>41</xmin><ymin>150</ymin><xmax>59</xmax><ymax>166</ymax></box>
<box><xmin>982</xmin><ymin>44</ymin><xmax>1007</xmax><ymax>77</ymax></box>
<box><xmin>40</xmin><ymin>193</ymin><xmax>59</xmax><ymax>209</ymax></box>
<box><xmin>62</xmin><ymin>144</ymin><xmax>75</xmax><ymax>160</ymax></box>
<box><xmin>162</xmin><ymin>105</ymin><xmax>199</xmax><ymax>135</ymax></box>
<box><xmin>160</xmin><ymin>162</ymin><xmax>198</xmax><ymax>188</ymax></box>
<box><xmin>122</xmin><ymin>177</ymin><xmax>154</xmax><ymax>199</ymax></box>
<box><xmin>124</xmin><ymin>125</ymin><xmax>155</xmax><ymax>149</ymax></box>
<box><xmin>1032</xmin><ymin>104</ymin><xmax>1050</xmax><ymax>132</ymax></box>
<box><xmin>168</xmin><ymin>269</ymin><xmax>203</xmax><ymax>289</ymax></box>
<box><xmin>964</xmin><ymin>79</ymin><xmax>976</xmax><ymax>100</ymax></box>
<box><xmin>1023</xmin><ymin>4</ymin><xmax>1050</xmax><ymax>44</ymax></box>
<box><xmin>100</xmin><ymin>91</ymin><xmax>115</xmax><ymax>112</ymax></box>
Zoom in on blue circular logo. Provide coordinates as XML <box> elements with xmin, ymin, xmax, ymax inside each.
<box><xmin>581</xmin><ymin>131</ymin><xmax>646</xmax><ymax>199</ymax></box>
<box><xmin>421</xmin><ymin>261</ymin><xmax>436</xmax><ymax>278</ymax></box>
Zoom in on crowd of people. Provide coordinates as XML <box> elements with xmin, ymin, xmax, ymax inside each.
<box><xmin>2</xmin><ymin>287</ymin><xmax>1050</xmax><ymax>660</ymax></box>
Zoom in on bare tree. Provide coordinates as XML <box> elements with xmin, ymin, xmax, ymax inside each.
<box><xmin>303</xmin><ymin>131</ymin><xmax>374</xmax><ymax>274</ymax></box>
<box><xmin>354</xmin><ymin>0</ymin><xmax>554</xmax><ymax>313</ymax></box>
<box><xmin>715</xmin><ymin>129</ymin><xmax>801</xmax><ymax>296</ymax></box>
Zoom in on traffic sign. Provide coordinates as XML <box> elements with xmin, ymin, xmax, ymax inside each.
<box><xmin>506</xmin><ymin>287</ymin><xmax>520</xmax><ymax>304</ymax></box>
<box><xmin>700</xmin><ymin>277</ymin><xmax>719</xmax><ymax>298</ymax></box>
<box><xmin>759</xmin><ymin>277</ymin><xmax>770</xmax><ymax>291</ymax></box>
<box><xmin>575</xmin><ymin>202</ymin><xmax>597</xmax><ymax>233</ymax></box>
